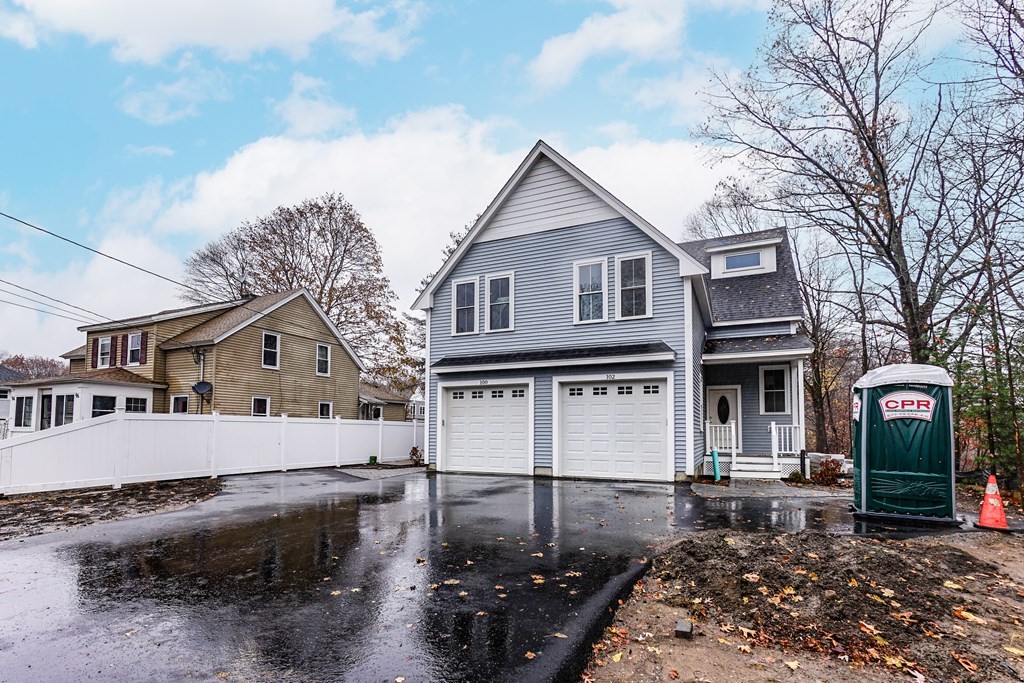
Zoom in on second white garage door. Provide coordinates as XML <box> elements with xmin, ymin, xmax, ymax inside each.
<box><xmin>443</xmin><ymin>385</ymin><xmax>529</xmax><ymax>474</ymax></box>
<box><xmin>559</xmin><ymin>380</ymin><xmax>669</xmax><ymax>481</ymax></box>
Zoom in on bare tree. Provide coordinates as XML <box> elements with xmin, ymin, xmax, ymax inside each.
<box><xmin>699</xmin><ymin>0</ymin><xmax>989</xmax><ymax>364</ymax></box>
<box><xmin>182</xmin><ymin>193</ymin><xmax>417</xmax><ymax>392</ymax></box>
<box><xmin>0</xmin><ymin>352</ymin><xmax>69</xmax><ymax>379</ymax></box>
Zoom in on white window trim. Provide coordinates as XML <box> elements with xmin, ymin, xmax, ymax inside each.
<box><xmin>318</xmin><ymin>400</ymin><xmax>333</xmax><ymax>419</ymax></box>
<box><xmin>262</xmin><ymin>331</ymin><xmax>281</xmax><ymax>370</ymax></box>
<box><xmin>572</xmin><ymin>258</ymin><xmax>608</xmax><ymax>325</ymax></box>
<box><xmin>723</xmin><ymin>250</ymin><xmax>763</xmax><ymax>273</ymax></box>
<box><xmin>98</xmin><ymin>336</ymin><xmax>112</xmax><ymax>369</ymax></box>
<box><xmin>614</xmin><ymin>251</ymin><xmax>654</xmax><ymax>321</ymax></box>
<box><xmin>14</xmin><ymin>395</ymin><xmax>34</xmax><ymax>429</ymax></box>
<box><xmin>169</xmin><ymin>394</ymin><xmax>189</xmax><ymax>414</ymax></box>
<box><xmin>316</xmin><ymin>343</ymin><xmax>331</xmax><ymax>377</ymax></box>
<box><xmin>759</xmin><ymin>364</ymin><xmax>791</xmax><ymax>416</ymax></box>
<box><xmin>127</xmin><ymin>332</ymin><xmax>142</xmax><ymax>366</ymax></box>
<box><xmin>484</xmin><ymin>271</ymin><xmax>515</xmax><ymax>333</ymax></box>
<box><xmin>450</xmin><ymin>277</ymin><xmax>479</xmax><ymax>336</ymax></box>
<box><xmin>251</xmin><ymin>395</ymin><xmax>271</xmax><ymax>417</ymax></box>
<box><xmin>436</xmin><ymin>378</ymin><xmax>535</xmax><ymax>475</ymax></box>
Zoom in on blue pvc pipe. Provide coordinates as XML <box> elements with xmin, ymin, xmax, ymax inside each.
<box><xmin>712</xmin><ymin>449</ymin><xmax>721</xmax><ymax>481</ymax></box>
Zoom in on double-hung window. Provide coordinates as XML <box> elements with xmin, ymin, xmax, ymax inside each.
<box><xmin>14</xmin><ymin>396</ymin><xmax>33</xmax><ymax>428</ymax></box>
<box><xmin>616</xmin><ymin>253</ymin><xmax>652</xmax><ymax>319</ymax></box>
<box><xmin>760</xmin><ymin>365</ymin><xmax>789</xmax><ymax>415</ymax></box>
<box><xmin>262</xmin><ymin>332</ymin><xmax>280</xmax><ymax>369</ymax></box>
<box><xmin>452</xmin><ymin>278</ymin><xmax>477</xmax><ymax>335</ymax></box>
<box><xmin>98</xmin><ymin>337</ymin><xmax>111</xmax><ymax>368</ymax></box>
<box><xmin>574</xmin><ymin>259</ymin><xmax>606</xmax><ymax>323</ymax></box>
<box><xmin>54</xmin><ymin>394</ymin><xmax>74</xmax><ymax>426</ymax></box>
<box><xmin>316</xmin><ymin>343</ymin><xmax>331</xmax><ymax>376</ymax></box>
<box><xmin>486</xmin><ymin>273</ymin><xmax>513</xmax><ymax>332</ymax></box>
<box><xmin>127</xmin><ymin>333</ymin><xmax>142</xmax><ymax>365</ymax></box>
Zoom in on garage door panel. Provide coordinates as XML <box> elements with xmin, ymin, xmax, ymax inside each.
<box><xmin>444</xmin><ymin>384</ymin><xmax>530</xmax><ymax>475</ymax></box>
<box><xmin>559</xmin><ymin>380</ymin><xmax>668</xmax><ymax>482</ymax></box>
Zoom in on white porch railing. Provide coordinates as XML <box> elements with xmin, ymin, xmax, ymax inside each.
<box><xmin>770</xmin><ymin>422</ymin><xmax>804</xmax><ymax>471</ymax></box>
<box><xmin>705</xmin><ymin>420</ymin><xmax>737</xmax><ymax>457</ymax></box>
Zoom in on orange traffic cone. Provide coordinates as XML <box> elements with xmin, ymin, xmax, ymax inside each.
<box><xmin>975</xmin><ymin>474</ymin><xmax>1009</xmax><ymax>531</ymax></box>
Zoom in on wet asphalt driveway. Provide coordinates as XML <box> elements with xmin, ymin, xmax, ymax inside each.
<box><xmin>0</xmin><ymin>471</ymin><xmax>853</xmax><ymax>682</ymax></box>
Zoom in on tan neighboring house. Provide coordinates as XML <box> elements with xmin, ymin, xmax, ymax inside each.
<box><xmin>7</xmin><ymin>289</ymin><xmax>365</xmax><ymax>435</ymax></box>
<box><xmin>358</xmin><ymin>382</ymin><xmax>411</xmax><ymax>421</ymax></box>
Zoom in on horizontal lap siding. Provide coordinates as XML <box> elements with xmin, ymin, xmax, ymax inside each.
<box><xmin>428</xmin><ymin>216</ymin><xmax>689</xmax><ymax>472</ymax></box>
<box><xmin>691</xmin><ymin>296</ymin><xmax>706</xmax><ymax>469</ymax></box>
<box><xmin>704</xmin><ymin>362</ymin><xmax>793</xmax><ymax>453</ymax></box>
<box><xmin>208</xmin><ymin>298</ymin><xmax>359</xmax><ymax>420</ymax></box>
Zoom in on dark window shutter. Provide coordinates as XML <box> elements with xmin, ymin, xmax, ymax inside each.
<box><xmin>121</xmin><ymin>334</ymin><xmax>128</xmax><ymax>365</ymax></box>
<box><xmin>140</xmin><ymin>331</ymin><xmax>149</xmax><ymax>365</ymax></box>
<box><xmin>91</xmin><ymin>338</ymin><xmax>98</xmax><ymax>369</ymax></box>
<box><xmin>109</xmin><ymin>336</ymin><xmax>118</xmax><ymax>367</ymax></box>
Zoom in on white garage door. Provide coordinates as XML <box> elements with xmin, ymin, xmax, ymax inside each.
<box><xmin>443</xmin><ymin>385</ymin><xmax>529</xmax><ymax>474</ymax></box>
<box><xmin>560</xmin><ymin>380</ymin><xmax>668</xmax><ymax>481</ymax></box>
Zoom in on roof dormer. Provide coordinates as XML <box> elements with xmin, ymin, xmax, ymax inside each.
<box><xmin>707</xmin><ymin>236</ymin><xmax>782</xmax><ymax>279</ymax></box>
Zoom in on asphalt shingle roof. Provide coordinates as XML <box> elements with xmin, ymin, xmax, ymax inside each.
<box><xmin>8</xmin><ymin>367</ymin><xmax>167</xmax><ymax>388</ymax></box>
<box><xmin>160</xmin><ymin>290</ymin><xmax>301</xmax><ymax>349</ymax></box>
<box><xmin>0</xmin><ymin>365</ymin><xmax>26</xmax><ymax>383</ymax></box>
<box><xmin>703</xmin><ymin>332</ymin><xmax>814</xmax><ymax>356</ymax></box>
<box><xmin>359</xmin><ymin>382</ymin><xmax>411</xmax><ymax>404</ymax></box>
<box><xmin>679</xmin><ymin>228</ymin><xmax>804</xmax><ymax>324</ymax></box>
<box><xmin>432</xmin><ymin>341</ymin><xmax>674</xmax><ymax>369</ymax></box>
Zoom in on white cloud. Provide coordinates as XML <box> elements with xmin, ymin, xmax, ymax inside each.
<box><xmin>119</xmin><ymin>54</ymin><xmax>230</xmax><ymax>125</ymax></box>
<box><xmin>273</xmin><ymin>73</ymin><xmax>356</xmax><ymax>138</ymax></box>
<box><xmin>150</xmin><ymin>106</ymin><xmax>738</xmax><ymax>308</ymax></box>
<box><xmin>632</xmin><ymin>57</ymin><xmax>733</xmax><ymax>126</ymax></box>
<box><xmin>527</xmin><ymin>0</ymin><xmax>688</xmax><ymax>91</ymax></box>
<box><xmin>125</xmin><ymin>144</ymin><xmax>175</xmax><ymax>157</ymax></box>
<box><xmin>0</xmin><ymin>4</ymin><xmax>38</xmax><ymax>48</ymax></box>
<box><xmin>3</xmin><ymin>0</ymin><xmax>425</xmax><ymax>64</ymax></box>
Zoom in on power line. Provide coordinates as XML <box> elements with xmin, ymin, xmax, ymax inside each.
<box><xmin>0</xmin><ymin>277</ymin><xmax>114</xmax><ymax>321</ymax></box>
<box><xmin>0</xmin><ymin>211</ymin><xmax>369</xmax><ymax>356</ymax></box>
<box><xmin>0</xmin><ymin>298</ymin><xmax>95</xmax><ymax>324</ymax></box>
<box><xmin>0</xmin><ymin>285</ymin><xmax>106</xmax><ymax>324</ymax></box>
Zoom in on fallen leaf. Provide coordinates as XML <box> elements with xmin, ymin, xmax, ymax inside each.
<box><xmin>720</xmin><ymin>624</ymin><xmax>736</xmax><ymax>633</ymax></box>
<box><xmin>531</xmin><ymin>553</ymin><xmax>544</xmax><ymax>558</ymax></box>
<box><xmin>738</xmin><ymin>626</ymin><xmax>756</xmax><ymax>638</ymax></box>
<box><xmin>952</xmin><ymin>607</ymin><xmax>987</xmax><ymax>624</ymax></box>
<box><xmin>498</xmin><ymin>593</ymin><xmax>507</xmax><ymax>599</ymax></box>
<box><xmin>737</xmin><ymin>644</ymin><xmax>752</xmax><ymax>653</ymax></box>
<box><xmin>495</xmin><ymin>585</ymin><xmax>505</xmax><ymax>590</ymax></box>
<box><xmin>415</xmin><ymin>557</ymin><xmax>425</xmax><ymax>564</ymax></box>
<box><xmin>1005</xmin><ymin>646</ymin><xmax>1024</xmax><ymax>657</ymax></box>
<box><xmin>859</xmin><ymin>621</ymin><xmax>880</xmax><ymax>636</ymax></box>
<box><xmin>725</xmin><ymin>537</ymin><xmax>736</xmax><ymax>546</ymax></box>
<box><xmin>475</xmin><ymin>611</ymin><xmax>487</xmax><ymax>616</ymax></box>
<box><xmin>849</xmin><ymin>577</ymin><xmax>859</xmax><ymax>587</ymax></box>
<box><xmin>952</xmin><ymin>651</ymin><xmax>978</xmax><ymax>673</ymax></box>
<box><xmin>330</xmin><ymin>590</ymin><xmax>341</xmax><ymax>596</ymax></box>
<box><xmin>742</xmin><ymin>573</ymin><xmax>761</xmax><ymax>583</ymax></box>
<box><xmin>611</xmin><ymin>652</ymin><xmax>623</xmax><ymax>662</ymax></box>
<box><xmin>443</xmin><ymin>579</ymin><xmax>461</xmax><ymax>586</ymax></box>
<box><xmin>944</xmin><ymin>580</ymin><xmax>964</xmax><ymax>590</ymax></box>
<box><xmin>668</xmin><ymin>671</ymin><xmax>679</xmax><ymax>680</ymax></box>
<box><xmin>525</xmin><ymin>651</ymin><xmax>536</xmax><ymax>660</ymax></box>
<box><xmin>785</xmin><ymin>660</ymin><xmax>799</xmax><ymax>670</ymax></box>
<box><xmin>396</xmin><ymin>678</ymin><xmax>405</xmax><ymax>683</ymax></box>
<box><xmin>458</xmin><ymin>591</ymin><xmax>468</xmax><ymax>597</ymax></box>
<box><xmin>550</xmin><ymin>633</ymin><xmax>568</xmax><ymax>639</ymax></box>
<box><xmin>350</xmin><ymin>588</ymin><xmax>361</xmax><ymax>593</ymax></box>
<box><xmin>880</xmin><ymin>588</ymin><xmax>895</xmax><ymax>598</ymax></box>
<box><xmin>428</xmin><ymin>583</ymin><xmax>440</xmax><ymax>590</ymax></box>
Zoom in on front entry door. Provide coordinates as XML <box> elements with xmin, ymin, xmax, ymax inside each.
<box><xmin>706</xmin><ymin>387</ymin><xmax>741</xmax><ymax>451</ymax></box>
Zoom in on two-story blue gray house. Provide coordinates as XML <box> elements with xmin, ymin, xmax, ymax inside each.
<box><xmin>413</xmin><ymin>141</ymin><xmax>812</xmax><ymax>481</ymax></box>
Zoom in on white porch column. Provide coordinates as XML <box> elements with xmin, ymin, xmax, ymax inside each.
<box><xmin>794</xmin><ymin>359</ymin><xmax>806</xmax><ymax>450</ymax></box>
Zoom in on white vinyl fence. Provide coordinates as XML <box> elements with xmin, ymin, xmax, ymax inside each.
<box><xmin>0</xmin><ymin>410</ymin><xmax>424</xmax><ymax>495</ymax></box>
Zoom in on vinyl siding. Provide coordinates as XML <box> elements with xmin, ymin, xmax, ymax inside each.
<box><xmin>161</xmin><ymin>348</ymin><xmax>205</xmax><ymax>414</ymax></box>
<box><xmin>691</xmin><ymin>292</ymin><xmax>706</xmax><ymax>470</ymax></box>
<box><xmin>477</xmin><ymin>156</ymin><xmax>619</xmax><ymax>244</ymax></box>
<box><xmin>68</xmin><ymin>358</ymin><xmax>85</xmax><ymax>375</ymax></box>
<box><xmin>208</xmin><ymin>296</ymin><xmax>359</xmax><ymax>419</ymax></box>
<box><xmin>706</xmin><ymin>321</ymin><xmax>794</xmax><ymax>339</ymax></box>
<box><xmin>428</xmin><ymin>216</ymin><xmax>690</xmax><ymax>474</ymax></box>
<box><xmin>383</xmin><ymin>403</ymin><xmax>407</xmax><ymax>422</ymax></box>
<box><xmin>704</xmin><ymin>362</ymin><xmax>795</xmax><ymax>453</ymax></box>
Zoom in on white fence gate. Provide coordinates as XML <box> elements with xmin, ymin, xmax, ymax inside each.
<box><xmin>0</xmin><ymin>410</ymin><xmax>424</xmax><ymax>495</ymax></box>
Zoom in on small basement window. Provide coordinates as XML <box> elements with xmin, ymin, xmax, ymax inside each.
<box><xmin>318</xmin><ymin>401</ymin><xmax>332</xmax><ymax>419</ymax></box>
<box><xmin>171</xmin><ymin>395</ymin><xmax>189</xmax><ymax>414</ymax></box>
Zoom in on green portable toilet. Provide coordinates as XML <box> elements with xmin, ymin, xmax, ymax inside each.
<box><xmin>851</xmin><ymin>364</ymin><xmax>958</xmax><ymax>524</ymax></box>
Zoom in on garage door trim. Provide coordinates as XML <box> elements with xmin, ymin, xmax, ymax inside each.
<box><xmin>552</xmin><ymin>370</ymin><xmax>674</xmax><ymax>482</ymax></box>
<box><xmin>437</xmin><ymin>377</ymin><xmax>535</xmax><ymax>475</ymax></box>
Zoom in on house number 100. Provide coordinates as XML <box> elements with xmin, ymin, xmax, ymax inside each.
<box><xmin>479</xmin><ymin>380</ymin><xmax>489</xmax><ymax>385</ymax></box>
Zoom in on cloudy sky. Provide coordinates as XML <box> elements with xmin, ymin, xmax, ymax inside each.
<box><xmin>0</xmin><ymin>0</ymin><xmax>777</xmax><ymax>357</ymax></box>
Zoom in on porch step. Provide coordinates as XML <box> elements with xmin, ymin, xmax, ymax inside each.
<box><xmin>730</xmin><ymin>468</ymin><xmax>784</xmax><ymax>480</ymax></box>
<box><xmin>730</xmin><ymin>462</ymin><xmax>778</xmax><ymax>472</ymax></box>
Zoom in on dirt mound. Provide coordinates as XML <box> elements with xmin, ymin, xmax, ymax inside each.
<box><xmin>649</xmin><ymin>530</ymin><xmax>1024</xmax><ymax>681</ymax></box>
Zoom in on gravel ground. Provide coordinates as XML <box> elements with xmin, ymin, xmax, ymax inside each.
<box><xmin>0</xmin><ymin>478</ymin><xmax>223</xmax><ymax>541</ymax></box>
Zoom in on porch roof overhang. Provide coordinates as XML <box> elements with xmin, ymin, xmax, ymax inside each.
<box><xmin>432</xmin><ymin>341</ymin><xmax>675</xmax><ymax>374</ymax></box>
<box><xmin>702</xmin><ymin>333</ymin><xmax>813</xmax><ymax>365</ymax></box>
<box><xmin>8</xmin><ymin>367</ymin><xmax>167</xmax><ymax>390</ymax></box>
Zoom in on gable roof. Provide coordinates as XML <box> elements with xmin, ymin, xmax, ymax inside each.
<box><xmin>359</xmin><ymin>382</ymin><xmax>411</xmax><ymax>405</ymax></box>
<box><xmin>78</xmin><ymin>298</ymin><xmax>247</xmax><ymax>333</ymax></box>
<box><xmin>159</xmin><ymin>289</ymin><xmax>367</xmax><ymax>372</ymax></box>
<box><xmin>9</xmin><ymin>367</ymin><xmax>167</xmax><ymax>389</ymax></box>
<box><xmin>679</xmin><ymin>228</ymin><xmax>804</xmax><ymax>325</ymax></box>
<box><xmin>413</xmin><ymin>140</ymin><xmax>707</xmax><ymax>310</ymax></box>
<box><xmin>61</xmin><ymin>344</ymin><xmax>87</xmax><ymax>360</ymax></box>
<box><xmin>0</xmin><ymin>365</ymin><xmax>26</xmax><ymax>383</ymax></box>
